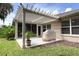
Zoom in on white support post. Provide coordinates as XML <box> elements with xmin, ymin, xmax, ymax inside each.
<box><xmin>41</xmin><ymin>25</ymin><xmax>43</xmax><ymax>36</ymax></box>
<box><xmin>22</xmin><ymin>8</ymin><xmax>26</xmax><ymax>49</ymax></box>
<box><xmin>15</xmin><ymin>20</ymin><xmax>18</xmax><ymax>39</ymax></box>
<box><xmin>70</xmin><ymin>18</ymin><xmax>72</xmax><ymax>35</ymax></box>
<box><xmin>37</xmin><ymin>25</ymin><xmax>38</xmax><ymax>37</ymax></box>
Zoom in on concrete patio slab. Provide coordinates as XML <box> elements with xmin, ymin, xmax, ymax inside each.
<box><xmin>16</xmin><ymin>37</ymin><xmax>61</xmax><ymax>48</ymax></box>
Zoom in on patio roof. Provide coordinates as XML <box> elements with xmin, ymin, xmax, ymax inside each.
<box><xmin>14</xmin><ymin>7</ymin><xmax>58</xmax><ymax>24</ymax></box>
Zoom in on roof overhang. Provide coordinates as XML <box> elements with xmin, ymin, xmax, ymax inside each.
<box><xmin>56</xmin><ymin>9</ymin><xmax>79</xmax><ymax>18</ymax></box>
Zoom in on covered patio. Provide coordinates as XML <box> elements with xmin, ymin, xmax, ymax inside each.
<box><xmin>14</xmin><ymin>6</ymin><xmax>58</xmax><ymax>48</ymax></box>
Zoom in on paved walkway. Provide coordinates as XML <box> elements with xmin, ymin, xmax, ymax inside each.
<box><xmin>16</xmin><ymin>37</ymin><xmax>60</xmax><ymax>48</ymax></box>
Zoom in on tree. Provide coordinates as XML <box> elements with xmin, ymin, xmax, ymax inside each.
<box><xmin>0</xmin><ymin>3</ymin><xmax>13</xmax><ymax>22</ymax></box>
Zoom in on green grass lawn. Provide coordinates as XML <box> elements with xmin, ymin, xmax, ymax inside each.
<box><xmin>0</xmin><ymin>38</ymin><xmax>79</xmax><ymax>56</ymax></box>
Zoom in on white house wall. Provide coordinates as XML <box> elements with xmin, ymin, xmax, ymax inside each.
<box><xmin>51</xmin><ymin>21</ymin><xmax>62</xmax><ymax>40</ymax></box>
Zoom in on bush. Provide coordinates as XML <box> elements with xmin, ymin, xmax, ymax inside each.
<box><xmin>0</xmin><ymin>26</ymin><xmax>15</xmax><ymax>40</ymax></box>
<box><xmin>0</xmin><ymin>26</ymin><xmax>8</xmax><ymax>38</ymax></box>
<box><xmin>6</xmin><ymin>27</ymin><xmax>15</xmax><ymax>40</ymax></box>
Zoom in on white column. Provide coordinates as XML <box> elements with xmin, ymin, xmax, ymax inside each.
<box><xmin>22</xmin><ymin>8</ymin><xmax>26</xmax><ymax>48</ymax></box>
<box><xmin>37</xmin><ymin>25</ymin><xmax>38</xmax><ymax>37</ymax></box>
<box><xmin>41</xmin><ymin>25</ymin><xmax>43</xmax><ymax>36</ymax></box>
<box><xmin>15</xmin><ymin>20</ymin><xmax>18</xmax><ymax>39</ymax></box>
<box><xmin>70</xmin><ymin>18</ymin><xmax>72</xmax><ymax>35</ymax></box>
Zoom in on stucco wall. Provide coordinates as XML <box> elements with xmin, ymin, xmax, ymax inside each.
<box><xmin>51</xmin><ymin>21</ymin><xmax>62</xmax><ymax>40</ymax></box>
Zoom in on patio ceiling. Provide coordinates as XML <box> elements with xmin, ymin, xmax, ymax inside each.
<box><xmin>14</xmin><ymin>7</ymin><xmax>57</xmax><ymax>24</ymax></box>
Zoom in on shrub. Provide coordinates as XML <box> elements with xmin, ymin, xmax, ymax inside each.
<box><xmin>6</xmin><ymin>27</ymin><xmax>15</xmax><ymax>40</ymax></box>
<box><xmin>0</xmin><ymin>26</ymin><xmax>8</xmax><ymax>38</ymax></box>
<box><xmin>0</xmin><ymin>26</ymin><xmax>15</xmax><ymax>40</ymax></box>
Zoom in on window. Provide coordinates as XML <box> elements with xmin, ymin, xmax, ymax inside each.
<box><xmin>43</xmin><ymin>25</ymin><xmax>46</xmax><ymax>32</ymax></box>
<box><xmin>61</xmin><ymin>19</ymin><xmax>79</xmax><ymax>35</ymax></box>
<box><xmin>72</xmin><ymin>19</ymin><xmax>79</xmax><ymax>34</ymax></box>
<box><xmin>72</xmin><ymin>19</ymin><xmax>79</xmax><ymax>26</ymax></box>
<box><xmin>62</xmin><ymin>28</ymin><xmax>70</xmax><ymax>34</ymax></box>
<box><xmin>62</xmin><ymin>20</ymin><xmax>70</xmax><ymax>26</ymax></box>
<box><xmin>47</xmin><ymin>24</ymin><xmax>51</xmax><ymax>29</ymax></box>
<box><xmin>43</xmin><ymin>24</ymin><xmax>51</xmax><ymax>32</ymax></box>
<box><xmin>61</xmin><ymin>20</ymin><xmax>70</xmax><ymax>34</ymax></box>
<box><xmin>72</xmin><ymin>27</ymin><xmax>79</xmax><ymax>34</ymax></box>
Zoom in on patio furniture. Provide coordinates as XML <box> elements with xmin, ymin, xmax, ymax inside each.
<box><xmin>42</xmin><ymin>29</ymin><xmax>56</xmax><ymax>41</ymax></box>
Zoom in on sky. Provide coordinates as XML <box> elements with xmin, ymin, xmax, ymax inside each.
<box><xmin>0</xmin><ymin>3</ymin><xmax>79</xmax><ymax>26</ymax></box>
